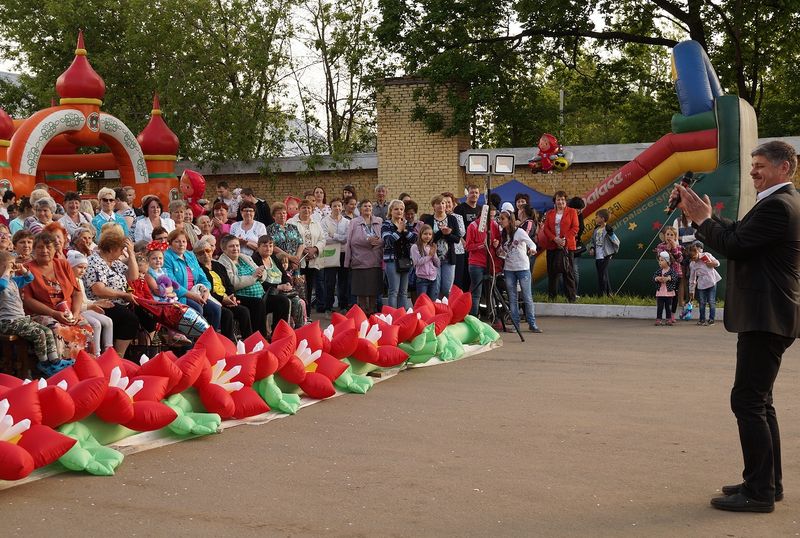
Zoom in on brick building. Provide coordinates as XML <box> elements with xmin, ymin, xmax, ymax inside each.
<box><xmin>90</xmin><ymin>79</ymin><xmax>800</xmax><ymax>206</ymax></box>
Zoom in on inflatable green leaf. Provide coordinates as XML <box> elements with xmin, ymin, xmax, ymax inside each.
<box><xmin>334</xmin><ymin>360</ymin><xmax>374</xmax><ymax>394</ymax></box>
<box><xmin>163</xmin><ymin>394</ymin><xmax>221</xmax><ymax>436</ymax></box>
<box><xmin>57</xmin><ymin>422</ymin><xmax>124</xmax><ymax>476</ymax></box>
<box><xmin>398</xmin><ymin>324</ymin><xmax>438</xmax><ymax>364</ymax></box>
<box><xmin>253</xmin><ymin>376</ymin><xmax>301</xmax><ymax>415</ymax></box>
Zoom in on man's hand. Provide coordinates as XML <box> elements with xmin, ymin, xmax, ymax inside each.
<box><xmin>675</xmin><ymin>184</ymin><xmax>713</xmax><ymax>224</ymax></box>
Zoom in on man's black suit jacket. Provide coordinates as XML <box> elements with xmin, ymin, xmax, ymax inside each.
<box><xmin>697</xmin><ymin>185</ymin><xmax>800</xmax><ymax>338</ymax></box>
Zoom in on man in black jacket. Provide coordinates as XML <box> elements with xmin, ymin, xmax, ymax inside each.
<box><xmin>236</xmin><ymin>188</ymin><xmax>273</xmax><ymax>227</ymax></box>
<box><xmin>675</xmin><ymin>140</ymin><xmax>800</xmax><ymax>513</ymax></box>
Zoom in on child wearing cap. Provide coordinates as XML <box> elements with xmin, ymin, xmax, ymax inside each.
<box><xmin>653</xmin><ymin>251</ymin><xmax>678</xmax><ymax>326</ymax></box>
<box><xmin>68</xmin><ymin>249</ymin><xmax>114</xmax><ymax>354</ymax></box>
<box><xmin>687</xmin><ymin>241</ymin><xmax>722</xmax><ymax>326</ymax></box>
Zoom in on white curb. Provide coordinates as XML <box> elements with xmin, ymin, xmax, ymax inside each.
<box><xmin>535</xmin><ymin>303</ymin><xmax>724</xmax><ymax>320</ymax></box>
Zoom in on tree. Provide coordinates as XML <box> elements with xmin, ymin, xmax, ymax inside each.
<box><xmin>376</xmin><ymin>0</ymin><xmax>800</xmax><ymax>144</ymax></box>
<box><xmin>290</xmin><ymin>0</ymin><xmax>384</xmax><ymax>160</ymax></box>
<box><xmin>0</xmin><ymin>0</ymin><xmax>295</xmax><ymax>163</ymax></box>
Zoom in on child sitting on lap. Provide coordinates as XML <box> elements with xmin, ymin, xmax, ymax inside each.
<box><xmin>0</xmin><ymin>250</ymin><xmax>72</xmax><ymax>376</ymax></box>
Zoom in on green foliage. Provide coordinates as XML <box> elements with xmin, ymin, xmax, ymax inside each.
<box><xmin>0</xmin><ymin>0</ymin><xmax>295</xmax><ymax>163</ymax></box>
<box><xmin>377</xmin><ymin>0</ymin><xmax>800</xmax><ymax>146</ymax></box>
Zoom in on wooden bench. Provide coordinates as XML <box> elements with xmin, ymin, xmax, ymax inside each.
<box><xmin>0</xmin><ymin>334</ymin><xmax>35</xmax><ymax>379</ymax></box>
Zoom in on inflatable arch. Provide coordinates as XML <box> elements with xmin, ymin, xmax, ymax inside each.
<box><xmin>533</xmin><ymin>40</ymin><xmax>758</xmax><ymax>296</ymax></box>
<box><xmin>0</xmin><ymin>31</ymin><xmax>178</xmax><ymax>204</ymax></box>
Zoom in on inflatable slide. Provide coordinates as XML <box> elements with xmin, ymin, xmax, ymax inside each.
<box><xmin>533</xmin><ymin>40</ymin><xmax>759</xmax><ymax>295</ymax></box>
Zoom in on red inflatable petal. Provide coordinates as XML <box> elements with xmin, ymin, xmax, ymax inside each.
<box><xmin>67</xmin><ymin>377</ymin><xmax>108</xmax><ymax>422</ymax></box>
<box><xmin>3</xmin><ymin>383</ymin><xmax>41</xmax><ymax>425</ymax></box>
<box><xmin>47</xmin><ymin>366</ymin><xmax>81</xmax><ymax>387</ymax></box>
<box><xmin>375</xmin><ymin>346</ymin><xmax>410</xmax><ymax>368</ymax></box>
<box><xmin>172</xmin><ymin>348</ymin><xmax>207</xmax><ymax>393</ymax></box>
<box><xmin>271</xmin><ymin>319</ymin><xmax>296</xmax><ymax>344</ymax></box>
<box><xmin>37</xmin><ymin>386</ymin><xmax>76</xmax><ymax>428</ymax></box>
<box><xmin>254</xmin><ymin>349</ymin><xmax>279</xmax><ymax>381</ymax></box>
<box><xmin>328</xmin><ymin>327</ymin><xmax>359</xmax><ymax>359</ymax></box>
<box><xmin>197</xmin><ymin>383</ymin><xmax>236</xmax><ymax>418</ymax></box>
<box><xmin>314</xmin><ymin>353</ymin><xmax>348</xmax><ymax>380</ymax></box>
<box><xmin>17</xmin><ymin>425</ymin><xmax>76</xmax><ymax>468</ymax></box>
<box><xmin>223</xmin><ymin>355</ymin><xmax>257</xmax><ymax>386</ymax></box>
<box><xmin>0</xmin><ymin>442</ymin><xmax>35</xmax><ymax>480</ymax></box>
<box><xmin>95</xmin><ymin>387</ymin><xmax>135</xmax><ymax>425</ymax></box>
<box><xmin>433</xmin><ymin>302</ymin><xmax>453</xmax><ymax>324</ymax></box>
<box><xmin>431</xmin><ymin>313</ymin><xmax>450</xmax><ymax>335</ymax></box>
<box><xmin>449</xmin><ymin>293</ymin><xmax>471</xmax><ymax>323</ymax></box>
<box><xmin>377</xmin><ymin>324</ymin><xmax>399</xmax><ymax>347</ymax></box>
<box><xmin>295</xmin><ymin>322</ymin><xmax>323</xmax><ymax>351</ymax></box>
<box><xmin>129</xmin><ymin>376</ymin><xmax>169</xmax><ymax>402</ymax></box>
<box><xmin>351</xmin><ymin>338</ymin><xmax>379</xmax><ymax>364</ymax></box>
<box><xmin>0</xmin><ymin>374</ymin><xmax>23</xmax><ymax>388</ymax></box>
<box><xmin>299</xmin><ymin>372</ymin><xmax>336</xmax><ymax>399</ymax></box>
<box><xmin>230</xmin><ymin>388</ymin><xmax>270</xmax><ymax>419</ymax></box>
<box><xmin>124</xmin><ymin>401</ymin><xmax>178</xmax><ymax>431</ymax></box>
<box><xmin>380</xmin><ymin>305</ymin><xmax>405</xmax><ymax>318</ymax></box>
<box><xmin>345</xmin><ymin>305</ymin><xmax>367</xmax><ymax>326</ymax></box>
<box><xmin>333</xmin><ymin>317</ymin><xmax>355</xmax><ymax>332</ymax></box>
<box><xmin>268</xmin><ymin>336</ymin><xmax>297</xmax><ymax>369</ymax></box>
<box><xmin>278</xmin><ymin>356</ymin><xmax>306</xmax><ymax>385</ymax></box>
<box><xmin>73</xmin><ymin>350</ymin><xmax>105</xmax><ymax>379</ymax></box>
<box><xmin>330</xmin><ymin>312</ymin><xmax>349</xmax><ymax>325</ymax></box>
<box><xmin>99</xmin><ymin>348</ymin><xmax>139</xmax><ymax>378</ymax></box>
<box><xmin>138</xmin><ymin>354</ymin><xmax>183</xmax><ymax>393</ymax></box>
<box><xmin>394</xmin><ymin>313</ymin><xmax>421</xmax><ymax>342</ymax></box>
<box><xmin>414</xmin><ymin>293</ymin><xmax>434</xmax><ymax>309</ymax></box>
<box><xmin>243</xmin><ymin>331</ymin><xmax>268</xmax><ymax>352</ymax></box>
<box><xmin>194</xmin><ymin>328</ymin><xmax>233</xmax><ymax>362</ymax></box>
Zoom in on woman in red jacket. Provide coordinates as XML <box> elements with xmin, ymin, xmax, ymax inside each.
<box><xmin>541</xmin><ymin>191</ymin><xmax>579</xmax><ymax>302</ymax></box>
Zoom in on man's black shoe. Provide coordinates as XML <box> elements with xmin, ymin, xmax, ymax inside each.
<box><xmin>721</xmin><ymin>483</ymin><xmax>783</xmax><ymax>502</ymax></box>
<box><xmin>710</xmin><ymin>493</ymin><xmax>774</xmax><ymax>513</ymax></box>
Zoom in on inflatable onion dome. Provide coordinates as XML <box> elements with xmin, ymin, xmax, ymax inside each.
<box><xmin>55</xmin><ymin>30</ymin><xmax>106</xmax><ymax>102</ymax></box>
<box><xmin>0</xmin><ymin>108</ymin><xmax>12</xmax><ymax>141</ymax></box>
<box><xmin>136</xmin><ymin>94</ymin><xmax>179</xmax><ymax>155</ymax></box>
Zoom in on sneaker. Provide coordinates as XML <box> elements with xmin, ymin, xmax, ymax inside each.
<box><xmin>707</xmin><ymin>319</ymin><xmax>715</xmax><ymax>326</ymax></box>
<box><xmin>529</xmin><ymin>326</ymin><xmax>543</xmax><ymax>333</ymax></box>
<box><xmin>697</xmin><ymin>320</ymin><xmax>707</xmax><ymax>326</ymax></box>
<box><xmin>666</xmin><ymin>319</ymin><xmax>675</xmax><ymax>326</ymax></box>
<box><xmin>36</xmin><ymin>358</ymin><xmax>75</xmax><ymax>377</ymax></box>
<box><xmin>654</xmin><ymin>320</ymin><xmax>664</xmax><ymax>326</ymax></box>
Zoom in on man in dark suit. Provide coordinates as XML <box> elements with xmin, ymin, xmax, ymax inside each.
<box><xmin>675</xmin><ymin>140</ymin><xmax>800</xmax><ymax>513</ymax></box>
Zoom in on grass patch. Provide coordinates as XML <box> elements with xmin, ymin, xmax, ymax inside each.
<box><xmin>533</xmin><ymin>293</ymin><xmax>724</xmax><ymax>308</ymax></box>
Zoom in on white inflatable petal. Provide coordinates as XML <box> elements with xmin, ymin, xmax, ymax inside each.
<box><xmin>0</xmin><ymin>417</ymin><xmax>30</xmax><ymax>442</ymax></box>
<box><xmin>0</xmin><ymin>399</ymin><xmax>9</xmax><ymax>418</ymax></box>
<box><xmin>125</xmin><ymin>379</ymin><xmax>144</xmax><ymax>399</ymax></box>
<box><xmin>139</xmin><ymin>354</ymin><xmax>149</xmax><ymax>365</ymax></box>
<box><xmin>210</xmin><ymin>360</ymin><xmax>226</xmax><ymax>382</ymax></box>
<box><xmin>252</xmin><ymin>341</ymin><xmax>265</xmax><ymax>352</ymax></box>
<box><xmin>236</xmin><ymin>341</ymin><xmax>246</xmax><ymax>354</ymax></box>
<box><xmin>216</xmin><ymin>364</ymin><xmax>241</xmax><ymax>385</ymax></box>
<box><xmin>57</xmin><ymin>380</ymin><xmax>69</xmax><ymax>391</ymax></box>
<box><xmin>109</xmin><ymin>366</ymin><xmax>122</xmax><ymax>388</ymax></box>
<box><xmin>22</xmin><ymin>379</ymin><xmax>31</xmax><ymax>385</ymax></box>
<box><xmin>220</xmin><ymin>381</ymin><xmax>244</xmax><ymax>392</ymax></box>
<box><xmin>38</xmin><ymin>378</ymin><xmax>47</xmax><ymax>390</ymax></box>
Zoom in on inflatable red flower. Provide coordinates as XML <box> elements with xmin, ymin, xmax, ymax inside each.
<box><xmin>0</xmin><ymin>384</ymin><xmax>77</xmax><ymax>481</ymax></box>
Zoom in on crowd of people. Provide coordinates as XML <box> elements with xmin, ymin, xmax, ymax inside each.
<box><xmin>0</xmin><ymin>176</ymin><xmax>722</xmax><ymax>377</ymax></box>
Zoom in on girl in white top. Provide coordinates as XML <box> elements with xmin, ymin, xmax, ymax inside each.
<box><xmin>497</xmin><ymin>210</ymin><xmax>541</xmax><ymax>332</ymax></box>
<box><xmin>230</xmin><ymin>201</ymin><xmax>268</xmax><ymax>257</ymax></box>
<box><xmin>67</xmin><ymin>250</ymin><xmax>114</xmax><ymax>354</ymax></box>
<box><xmin>320</xmin><ymin>199</ymin><xmax>349</xmax><ymax>311</ymax></box>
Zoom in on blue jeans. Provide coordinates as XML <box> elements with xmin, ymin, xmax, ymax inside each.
<box><xmin>416</xmin><ymin>276</ymin><xmax>438</xmax><ymax>299</ymax></box>
<box><xmin>186</xmin><ymin>297</ymin><xmax>222</xmax><ymax>331</ymax></box>
<box><xmin>385</xmin><ymin>261</ymin><xmax>410</xmax><ymax>308</ymax></box>
<box><xmin>437</xmin><ymin>262</ymin><xmax>456</xmax><ymax>299</ymax></box>
<box><xmin>505</xmin><ymin>270</ymin><xmax>537</xmax><ymax>329</ymax></box>
<box><xmin>697</xmin><ymin>285</ymin><xmax>717</xmax><ymax>321</ymax></box>
<box><xmin>468</xmin><ymin>265</ymin><xmax>486</xmax><ymax>316</ymax></box>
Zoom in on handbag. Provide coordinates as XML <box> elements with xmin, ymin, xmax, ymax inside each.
<box><xmin>320</xmin><ymin>242</ymin><xmax>341</xmax><ymax>268</ymax></box>
<box><xmin>555</xmin><ymin>247</ymin><xmax>572</xmax><ymax>274</ymax></box>
<box><xmin>396</xmin><ymin>255</ymin><xmax>413</xmax><ymax>273</ymax></box>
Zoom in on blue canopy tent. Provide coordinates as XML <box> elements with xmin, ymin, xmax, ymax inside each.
<box><xmin>460</xmin><ymin>179</ymin><xmax>554</xmax><ymax>213</ymax></box>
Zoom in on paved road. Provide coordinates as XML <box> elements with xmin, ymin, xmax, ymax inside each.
<box><xmin>1</xmin><ymin>318</ymin><xmax>798</xmax><ymax>537</ymax></box>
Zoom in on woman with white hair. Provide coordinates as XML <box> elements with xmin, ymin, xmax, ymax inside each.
<box><xmin>25</xmin><ymin>196</ymin><xmax>57</xmax><ymax>235</ymax></box>
<box><xmin>91</xmin><ymin>187</ymin><xmax>131</xmax><ymax>241</ymax></box>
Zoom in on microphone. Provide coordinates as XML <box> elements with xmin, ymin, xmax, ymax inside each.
<box><xmin>665</xmin><ymin>171</ymin><xmax>694</xmax><ymax>213</ymax></box>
